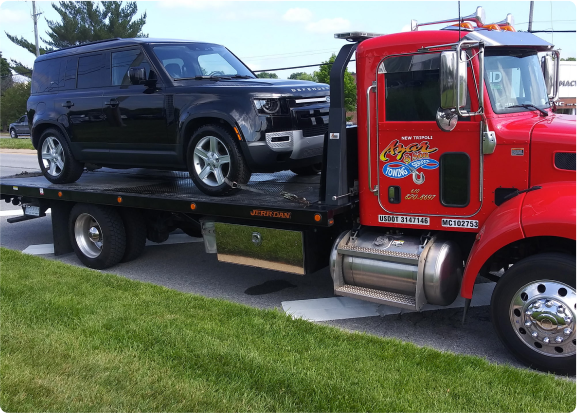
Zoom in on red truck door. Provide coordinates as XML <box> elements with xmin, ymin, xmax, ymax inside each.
<box><xmin>375</xmin><ymin>52</ymin><xmax>482</xmax><ymax>223</ymax></box>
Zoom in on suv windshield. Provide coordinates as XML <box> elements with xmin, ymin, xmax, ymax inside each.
<box><xmin>484</xmin><ymin>50</ymin><xmax>550</xmax><ymax>114</ymax></box>
<box><xmin>151</xmin><ymin>43</ymin><xmax>255</xmax><ymax>79</ymax></box>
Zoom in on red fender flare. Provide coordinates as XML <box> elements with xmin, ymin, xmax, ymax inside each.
<box><xmin>461</xmin><ymin>182</ymin><xmax>576</xmax><ymax>299</ymax></box>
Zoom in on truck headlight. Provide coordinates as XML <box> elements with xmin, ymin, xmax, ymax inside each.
<box><xmin>254</xmin><ymin>98</ymin><xmax>281</xmax><ymax>115</ymax></box>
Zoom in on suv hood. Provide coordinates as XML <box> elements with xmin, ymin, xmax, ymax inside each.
<box><xmin>173</xmin><ymin>78</ymin><xmax>330</xmax><ymax>97</ymax></box>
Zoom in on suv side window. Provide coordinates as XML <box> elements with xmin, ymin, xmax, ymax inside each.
<box><xmin>77</xmin><ymin>53</ymin><xmax>110</xmax><ymax>89</ymax></box>
<box><xmin>112</xmin><ymin>48</ymin><xmax>152</xmax><ymax>86</ymax></box>
<box><xmin>63</xmin><ymin>56</ymin><xmax>78</xmax><ymax>90</ymax></box>
<box><xmin>31</xmin><ymin>58</ymin><xmax>64</xmax><ymax>93</ymax></box>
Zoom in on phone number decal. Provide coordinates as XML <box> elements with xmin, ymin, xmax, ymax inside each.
<box><xmin>379</xmin><ymin>215</ymin><xmax>430</xmax><ymax>225</ymax></box>
<box><xmin>441</xmin><ymin>219</ymin><xmax>479</xmax><ymax>228</ymax></box>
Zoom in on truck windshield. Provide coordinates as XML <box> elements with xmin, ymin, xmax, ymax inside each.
<box><xmin>151</xmin><ymin>43</ymin><xmax>255</xmax><ymax>79</ymax></box>
<box><xmin>484</xmin><ymin>50</ymin><xmax>550</xmax><ymax>114</ymax></box>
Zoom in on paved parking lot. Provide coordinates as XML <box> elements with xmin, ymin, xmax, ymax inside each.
<box><xmin>0</xmin><ymin>151</ymin><xmax>536</xmax><ymax>373</ymax></box>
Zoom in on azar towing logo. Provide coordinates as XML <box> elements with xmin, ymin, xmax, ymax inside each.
<box><xmin>250</xmin><ymin>209</ymin><xmax>291</xmax><ymax>219</ymax></box>
<box><xmin>380</xmin><ymin>140</ymin><xmax>439</xmax><ymax>185</ymax></box>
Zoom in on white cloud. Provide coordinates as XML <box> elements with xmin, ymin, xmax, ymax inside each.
<box><xmin>159</xmin><ymin>0</ymin><xmax>230</xmax><ymax>10</ymax></box>
<box><xmin>283</xmin><ymin>8</ymin><xmax>313</xmax><ymax>23</ymax></box>
<box><xmin>222</xmin><ymin>10</ymin><xmax>277</xmax><ymax>21</ymax></box>
<box><xmin>0</xmin><ymin>9</ymin><xmax>29</xmax><ymax>25</ymax></box>
<box><xmin>306</xmin><ymin>18</ymin><xmax>350</xmax><ymax>34</ymax></box>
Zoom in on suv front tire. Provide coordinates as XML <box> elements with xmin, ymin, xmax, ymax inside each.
<box><xmin>187</xmin><ymin>125</ymin><xmax>251</xmax><ymax>196</ymax></box>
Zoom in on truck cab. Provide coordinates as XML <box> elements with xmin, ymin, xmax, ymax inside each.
<box><xmin>328</xmin><ymin>8</ymin><xmax>575</xmax><ymax>375</ymax></box>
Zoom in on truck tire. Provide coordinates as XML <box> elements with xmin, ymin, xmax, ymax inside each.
<box><xmin>119</xmin><ymin>208</ymin><xmax>147</xmax><ymax>263</ymax></box>
<box><xmin>10</xmin><ymin>128</ymin><xmax>17</xmax><ymax>138</ymax></box>
<box><xmin>69</xmin><ymin>204</ymin><xmax>126</xmax><ymax>270</ymax></box>
<box><xmin>187</xmin><ymin>125</ymin><xmax>251</xmax><ymax>196</ymax></box>
<box><xmin>290</xmin><ymin>162</ymin><xmax>322</xmax><ymax>176</ymax></box>
<box><xmin>38</xmin><ymin>128</ymin><xmax>84</xmax><ymax>184</ymax></box>
<box><xmin>490</xmin><ymin>253</ymin><xmax>576</xmax><ymax>375</ymax></box>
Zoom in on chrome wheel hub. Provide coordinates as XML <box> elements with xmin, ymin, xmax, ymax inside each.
<box><xmin>193</xmin><ymin>135</ymin><xmax>231</xmax><ymax>187</ymax></box>
<box><xmin>41</xmin><ymin>136</ymin><xmax>65</xmax><ymax>177</ymax></box>
<box><xmin>510</xmin><ymin>280</ymin><xmax>576</xmax><ymax>357</ymax></box>
<box><xmin>74</xmin><ymin>213</ymin><xmax>103</xmax><ymax>258</ymax></box>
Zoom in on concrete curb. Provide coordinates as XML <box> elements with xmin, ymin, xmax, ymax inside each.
<box><xmin>0</xmin><ymin>149</ymin><xmax>36</xmax><ymax>155</ymax></box>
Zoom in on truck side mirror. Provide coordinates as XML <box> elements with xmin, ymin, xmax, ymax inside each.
<box><xmin>440</xmin><ymin>51</ymin><xmax>467</xmax><ymax>109</ymax></box>
<box><xmin>541</xmin><ymin>54</ymin><xmax>556</xmax><ymax>99</ymax></box>
<box><xmin>129</xmin><ymin>67</ymin><xmax>146</xmax><ymax>85</ymax></box>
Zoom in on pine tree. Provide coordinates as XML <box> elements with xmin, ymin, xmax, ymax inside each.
<box><xmin>5</xmin><ymin>1</ymin><xmax>147</xmax><ymax>77</ymax></box>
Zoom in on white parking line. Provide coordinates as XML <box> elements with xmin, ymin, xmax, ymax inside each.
<box><xmin>0</xmin><ymin>209</ymin><xmax>52</xmax><ymax>217</ymax></box>
<box><xmin>22</xmin><ymin>233</ymin><xmax>203</xmax><ymax>255</ymax></box>
<box><xmin>282</xmin><ymin>283</ymin><xmax>495</xmax><ymax>322</ymax></box>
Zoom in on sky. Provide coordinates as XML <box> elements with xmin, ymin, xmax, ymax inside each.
<box><xmin>0</xmin><ymin>0</ymin><xmax>575</xmax><ymax>79</ymax></box>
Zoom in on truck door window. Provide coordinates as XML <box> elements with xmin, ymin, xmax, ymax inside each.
<box><xmin>440</xmin><ymin>152</ymin><xmax>470</xmax><ymax>207</ymax></box>
<box><xmin>384</xmin><ymin>54</ymin><xmax>441</xmax><ymax>121</ymax></box>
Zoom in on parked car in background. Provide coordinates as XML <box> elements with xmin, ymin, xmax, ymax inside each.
<box><xmin>9</xmin><ymin>115</ymin><xmax>30</xmax><ymax>138</ymax></box>
<box><xmin>27</xmin><ymin>38</ymin><xmax>330</xmax><ymax>195</ymax></box>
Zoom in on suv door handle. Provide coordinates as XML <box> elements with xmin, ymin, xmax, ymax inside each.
<box><xmin>61</xmin><ymin>101</ymin><xmax>74</xmax><ymax>108</ymax></box>
<box><xmin>104</xmin><ymin>99</ymin><xmax>119</xmax><ymax>107</ymax></box>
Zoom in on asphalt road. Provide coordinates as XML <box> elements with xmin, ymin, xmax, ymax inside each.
<box><xmin>0</xmin><ymin>152</ymin><xmax>550</xmax><ymax>374</ymax></box>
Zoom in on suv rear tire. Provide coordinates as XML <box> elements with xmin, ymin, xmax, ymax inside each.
<box><xmin>187</xmin><ymin>125</ymin><xmax>251</xmax><ymax>196</ymax></box>
<box><xmin>38</xmin><ymin>128</ymin><xmax>84</xmax><ymax>184</ymax></box>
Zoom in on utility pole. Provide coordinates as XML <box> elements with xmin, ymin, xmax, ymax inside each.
<box><xmin>528</xmin><ymin>1</ymin><xmax>534</xmax><ymax>32</ymax></box>
<box><xmin>32</xmin><ymin>1</ymin><xmax>40</xmax><ymax>57</ymax></box>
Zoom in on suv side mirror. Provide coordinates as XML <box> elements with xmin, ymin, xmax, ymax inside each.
<box><xmin>440</xmin><ymin>51</ymin><xmax>467</xmax><ymax>109</ymax></box>
<box><xmin>129</xmin><ymin>67</ymin><xmax>146</xmax><ymax>85</ymax></box>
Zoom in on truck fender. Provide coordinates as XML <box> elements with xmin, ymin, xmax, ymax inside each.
<box><xmin>460</xmin><ymin>194</ymin><xmax>526</xmax><ymax>299</ymax></box>
<box><xmin>521</xmin><ymin>181</ymin><xmax>576</xmax><ymax>240</ymax></box>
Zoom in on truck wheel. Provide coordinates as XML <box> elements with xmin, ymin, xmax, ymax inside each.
<box><xmin>119</xmin><ymin>208</ymin><xmax>147</xmax><ymax>263</ymax></box>
<box><xmin>491</xmin><ymin>253</ymin><xmax>576</xmax><ymax>375</ymax></box>
<box><xmin>187</xmin><ymin>125</ymin><xmax>251</xmax><ymax>196</ymax></box>
<box><xmin>69</xmin><ymin>204</ymin><xmax>126</xmax><ymax>270</ymax></box>
<box><xmin>10</xmin><ymin>128</ymin><xmax>17</xmax><ymax>139</ymax></box>
<box><xmin>38</xmin><ymin>128</ymin><xmax>84</xmax><ymax>184</ymax></box>
<box><xmin>290</xmin><ymin>163</ymin><xmax>322</xmax><ymax>176</ymax></box>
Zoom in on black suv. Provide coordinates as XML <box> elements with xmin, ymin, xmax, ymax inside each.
<box><xmin>9</xmin><ymin>115</ymin><xmax>30</xmax><ymax>138</ymax></box>
<box><xmin>27</xmin><ymin>38</ymin><xmax>330</xmax><ymax>195</ymax></box>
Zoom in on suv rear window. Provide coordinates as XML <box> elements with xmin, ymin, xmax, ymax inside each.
<box><xmin>77</xmin><ymin>53</ymin><xmax>110</xmax><ymax>89</ymax></box>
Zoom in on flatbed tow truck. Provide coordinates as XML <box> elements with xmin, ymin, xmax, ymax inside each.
<box><xmin>2</xmin><ymin>7</ymin><xmax>575</xmax><ymax>375</ymax></box>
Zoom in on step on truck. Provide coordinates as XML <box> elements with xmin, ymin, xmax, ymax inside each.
<box><xmin>2</xmin><ymin>7</ymin><xmax>575</xmax><ymax>375</ymax></box>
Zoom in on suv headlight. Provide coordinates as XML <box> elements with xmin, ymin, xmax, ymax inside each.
<box><xmin>254</xmin><ymin>98</ymin><xmax>283</xmax><ymax>115</ymax></box>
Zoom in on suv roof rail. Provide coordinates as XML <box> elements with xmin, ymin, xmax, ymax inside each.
<box><xmin>45</xmin><ymin>38</ymin><xmax>123</xmax><ymax>54</ymax></box>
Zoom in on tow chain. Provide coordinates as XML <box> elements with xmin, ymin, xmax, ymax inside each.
<box><xmin>224</xmin><ymin>178</ymin><xmax>310</xmax><ymax>207</ymax></box>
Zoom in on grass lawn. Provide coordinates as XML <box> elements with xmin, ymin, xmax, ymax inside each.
<box><xmin>0</xmin><ymin>138</ymin><xmax>35</xmax><ymax>150</ymax></box>
<box><xmin>1</xmin><ymin>247</ymin><xmax>575</xmax><ymax>412</ymax></box>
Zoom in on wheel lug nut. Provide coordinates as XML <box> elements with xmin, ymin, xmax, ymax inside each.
<box><xmin>525</xmin><ymin>310</ymin><xmax>533</xmax><ymax>316</ymax></box>
<box><xmin>531</xmin><ymin>332</ymin><xmax>538</xmax><ymax>338</ymax></box>
<box><xmin>524</xmin><ymin>321</ymin><xmax>532</xmax><ymax>327</ymax></box>
<box><xmin>543</xmin><ymin>337</ymin><xmax>550</xmax><ymax>344</ymax></box>
<box><xmin>555</xmin><ymin>336</ymin><xmax>564</xmax><ymax>343</ymax></box>
<box><xmin>564</xmin><ymin>328</ymin><xmax>572</xmax><ymax>336</ymax></box>
<box><xmin>534</xmin><ymin>302</ymin><xmax>541</xmax><ymax>309</ymax></box>
<box><xmin>545</xmin><ymin>301</ymin><xmax>553</xmax><ymax>308</ymax></box>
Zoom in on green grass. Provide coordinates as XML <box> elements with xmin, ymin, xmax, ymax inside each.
<box><xmin>1</xmin><ymin>247</ymin><xmax>575</xmax><ymax>412</ymax></box>
<box><xmin>0</xmin><ymin>138</ymin><xmax>35</xmax><ymax>150</ymax></box>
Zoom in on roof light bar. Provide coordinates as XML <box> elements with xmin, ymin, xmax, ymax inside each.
<box><xmin>334</xmin><ymin>32</ymin><xmax>384</xmax><ymax>42</ymax></box>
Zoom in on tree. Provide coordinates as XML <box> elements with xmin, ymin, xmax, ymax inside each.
<box><xmin>561</xmin><ymin>57</ymin><xmax>576</xmax><ymax>61</ymax></box>
<box><xmin>0</xmin><ymin>52</ymin><xmax>13</xmax><ymax>94</ymax></box>
<box><xmin>314</xmin><ymin>54</ymin><xmax>356</xmax><ymax>112</ymax></box>
<box><xmin>0</xmin><ymin>81</ymin><xmax>30</xmax><ymax>131</ymax></box>
<box><xmin>289</xmin><ymin>72</ymin><xmax>315</xmax><ymax>81</ymax></box>
<box><xmin>256</xmin><ymin>72</ymin><xmax>278</xmax><ymax>79</ymax></box>
<box><xmin>5</xmin><ymin>1</ymin><xmax>147</xmax><ymax>77</ymax></box>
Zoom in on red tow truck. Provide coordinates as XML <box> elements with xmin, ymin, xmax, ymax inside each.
<box><xmin>2</xmin><ymin>7</ymin><xmax>575</xmax><ymax>374</ymax></box>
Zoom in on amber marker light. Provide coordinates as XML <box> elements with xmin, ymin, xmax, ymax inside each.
<box><xmin>117</xmin><ymin>196</ymin><xmax>123</xmax><ymax>203</ymax></box>
<box><xmin>233</xmin><ymin>127</ymin><xmax>242</xmax><ymax>141</ymax></box>
<box><xmin>314</xmin><ymin>214</ymin><xmax>322</xmax><ymax>222</ymax></box>
<box><xmin>328</xmin><ymin>218</ymin><xmax>334</xmax><ymax>226</ymax></box>
<box><xmin>58</xmin><ymin>191</ymin><xmax>63</xmax><ymax>197</ymax></box>
<box><xmin>190</xmin><ymin>202</ymin><xmax>197</xmax><ymax>210</ymax></box>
